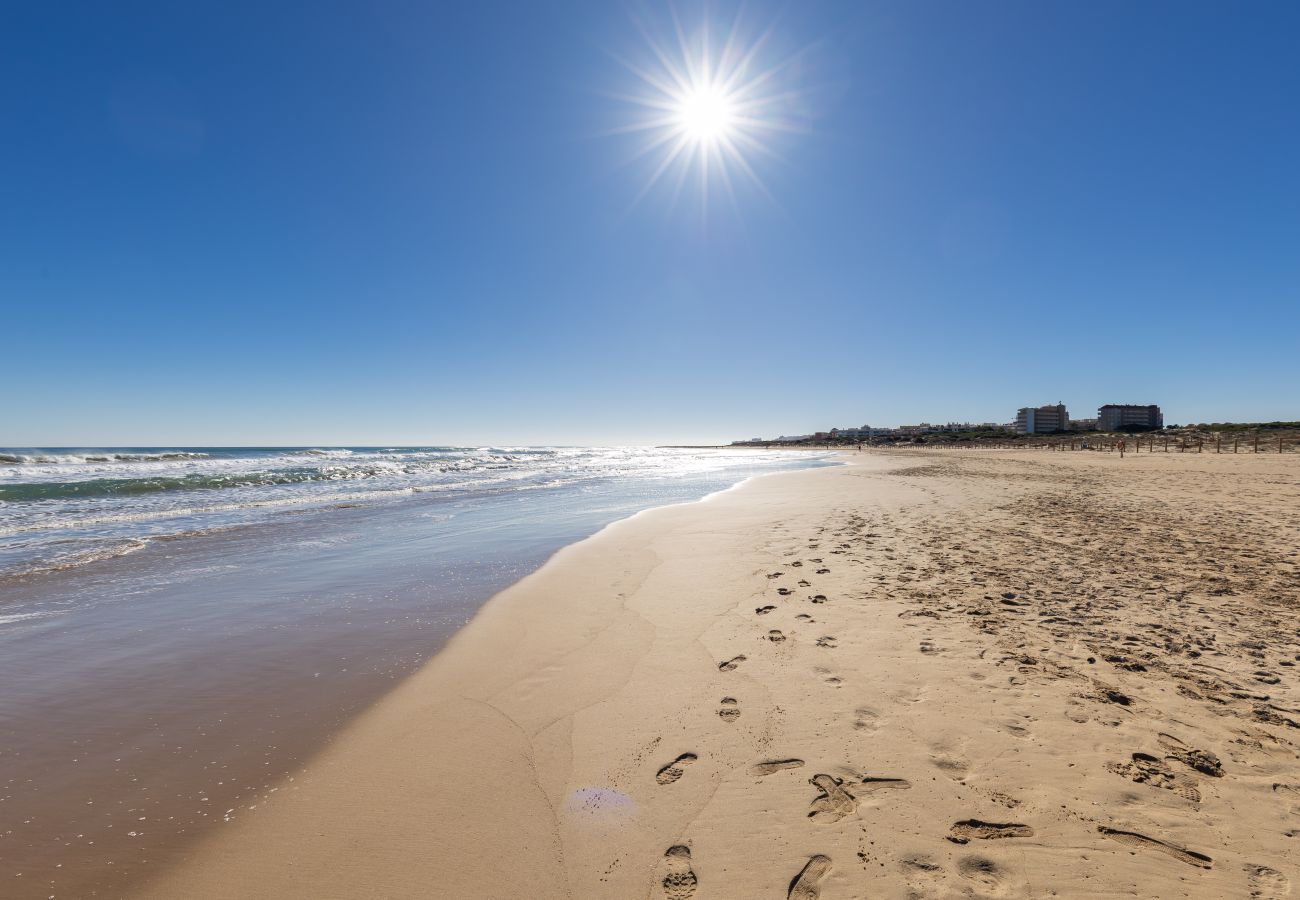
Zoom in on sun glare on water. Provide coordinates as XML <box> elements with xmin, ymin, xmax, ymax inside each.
<box><xmin>607</xmin><ymin>12</ymin><xmax>807</xmax><ymax>213</ymax></box>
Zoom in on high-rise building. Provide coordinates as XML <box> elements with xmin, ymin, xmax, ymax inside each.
<box><xmin>1014</xmin><ymin>403</ymin><xmax>1069</xmax><ymax>434</ymax></box>
<box><xmin>1098</xmin><ymin>404</ymin><xmax>1163</xmax><ymax>431</ymax></box>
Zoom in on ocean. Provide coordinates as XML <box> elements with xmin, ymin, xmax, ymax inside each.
<box><xmin>0</xmin><ymin>445</ymin><xmax>820</xmax><ymax>583</ymax></box>
<box><xmin>0</xmin><ymin>445</ymin><xmax>830</xmax><ymax>897</ymax></box>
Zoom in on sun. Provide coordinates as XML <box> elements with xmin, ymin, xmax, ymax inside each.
<box><xmin>675</xmin><ymin>85</ymin><xmax>736</xmax><ymax>143</ymax></box>
<box><xmin>605</xmin><ymin>10</ymin><xmax>807</xmax><ymax>213</ymax></box>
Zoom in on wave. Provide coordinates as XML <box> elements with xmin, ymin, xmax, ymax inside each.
<box><xmin>0</xmin><ymin>465</ymin><xmax>586</xmax><ymax>539</ymax></box>
<box><xmin>0</xmin><ymin>464</ymin><xmax>430</xmax><ymax>502</ymax></box>
<box><xmin>0</xmin><ymin>485</ymin><xmax>423</xmax><ymax>538</ymax></box>
<box><xmin>291</xmin><ymin>448</ymin><xmax>355</xmax><ymax>458</ymax></box>
<box><xmin>0</xmin><ymin>450</ymin><xmax>550</xmax><ymax>501</ymax></box>
<box><xmin>0</xmin><ymin>451</ymin><xmax>211</xmax><ymax>466</ymax></box>
<box><xmin>0</xmin><ymin>611</ymin><xmax>58</xmax><ymax>626</ymax></box>
<box><xmin>7</xmin><ymin>538</ymin><xmax>151</xmax><ymax>579</ymax></box>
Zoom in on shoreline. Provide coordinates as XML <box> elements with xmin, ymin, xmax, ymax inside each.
<box><xmin>137</xmin><ymin>449</ymin><xmax>1299</xmax><ymax>898</ymax></box>
<box><xmin>135</xmin><ymin>455</ymin><xmax>865</xmax><ymax>898</ymax></box>
<box><xmin>3</xmin><ymin>450</ymin><xmax>830</xmax><ymax>900</ymax></box>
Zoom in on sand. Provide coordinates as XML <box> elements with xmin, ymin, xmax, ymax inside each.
<box><xmin>136</xmin><ymin>449</ymin><xmax>1300</xmax><ymax>898</ymax></box>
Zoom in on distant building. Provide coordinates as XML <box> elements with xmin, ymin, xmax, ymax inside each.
<box><xmin>1015</xmin><ymin>403</ymin><xmax>1069</xmax><ymax>434</ymax></box>
<box><xmin>931</xmin><ymin>422</ymin><xmax>1010</xmax><ymax>433</ymax></box>
<box><xmin>1098</xmin><ymin>404</ymin><xmax>1163</xmax><ymax>431</ymax></box>
<box><xmin>1070</xmin><ymin>418</ymin><xmax>1098</xmax><ymax>431</ymax></box>
<box><xmin>829</xmin><ymin>425</ymin><xmax>883</xmax><ymax>440</ymax></box>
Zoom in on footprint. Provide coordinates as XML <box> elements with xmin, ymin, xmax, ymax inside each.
<box><xmin>791</xmin><ymin>561</ymin><xmax>804</xmax><ymax>567</ymax></box>
<box><xmin>853</xmin><ymin>708</ymin><xmax>881</xmax><ymax>731</ymax></box>
<box><xmin>948</xmin><ymin>820</ymin><xmax>1034</xmax><ymax>843</ymax></box>
<box><xmin>718</xmin><ymin>697</ymin><xmax>741</xmax><ymax>722</ymax></box>
<box><xmin>750</xmin><ymin>758</ymin><xmax>805</xmax><ymax>776</ymax></box>
<box><xmin>718</xmin><ymin>655</ymin><xmax>746</xmax><ymax>672</ymax></box>
<box><xmin>1000</xmin><ymin>718</ymin><xmax>1030</xmax><ymax>738</ymax></box>
<box><xmin>796</xmin><ymin>613</ymin><xmax>814</xmax><ymax>621</ymax></box>
<box><xmin>662</xmin><ymin>845</ymin><xmax>698</xmax><ymax>899</ymax></box>
<box><xmin>988</xmin><ymin>791</ymin><xmax>1021</xmax><ymax>809</ymax></box>
<box><xmin>1098</xmin><ymin>826</ymin><xmax>1212</xmax><ymax>869</ymax></box>
<box><xmin>656</xmin><ymin>753</ymin><xmax>698</xmax><ymax>785</ymax></box>
<box><xmin>1088</xmin><ymin>683</ymin><xmax>1134</xmax><ymax>707</ymax></box>
<box><xmin>816</xmin><ymin>568</ymin><xmax>830</xmax><ymax>575</ymax></box>
<box><xmin>767</xmin><ymin>572</ymin><xmax>784</xmax><ymax>579</ymax></box>
<box><xmin>930</xmin><ymin>753</ymin><xmax>969</xmax><ymax>779</ymax></box>
<box><xmin>856</xmin><ymin>775</ymin><xmax>912</xmax><ymax>795</ymax></box>
<box><xmin>957</xmin><ymin>856</ymin><xmax>1006</xmax><ymax>894</ymax></box>
<box><xmin>808</xmin><ymin>774</ymin><xmax>857</xmax><ymax>822</ymax></box>
<box><xmin>788</xmin><ymin>854</ymin><xmax>831</xmax><ymax>900</ymax></box>
<box><xmin>756</xmin><ymin>605</ymin><xmax>777</xmax><ymax>615</ymax></box>
<box><xmin>809</xmin><ymin>773</ymin><xmax>911</xmax><ymax>822</ymax></box>
<box><xmin>777</xmin><ymin>587</ymin><xmax>793</xmax><ymax>596</ymax></box>
<box><xmin>767</xmin><ymin>630</ymin><xmax>786</xmax><ymax>643</ymax></box>
<box><xmin>816</xmin><ymin>635</ymin><xmax>837</xmax><ymax>648</ymax></box>
<box><xmin>810</xmin><ymin>595</ymin><xmax>828</xmax><ymax>604</ymax></box>
<box><xmin>1246</xmin><ymin>863</ymin><xmax>1290</xmax><ymax>898</ymax></box>
<box><xmin>901</xmin><ymin>854</ymin><xmax>945</xmax><ymax>897</ymax></box>
<box><xmin>1158</xmin><ymin>733</ymin><xmax>1224</xmax><ymax>778</ymax></box>
<box><xmin>1107</xmin><ymin>753</ymin><xmax>1201</xmax><ymax>802</ymax></box>
<box><xmin>1064</xmin><ymin>700</ymin><xmax>1092</xmax><ymax>724</ymax></box>
<box><xmin>797</xmin><ymin>579</ymin><xmax>811</xmax><ymax>587</ymax></box>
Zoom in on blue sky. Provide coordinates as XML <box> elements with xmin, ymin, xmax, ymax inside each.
<box><xmin>3</xmin><ymin>1</ymin><xmax>1297</xmax><ymax>445</ymax></box>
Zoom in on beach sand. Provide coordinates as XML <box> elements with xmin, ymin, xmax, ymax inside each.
<box><xmin>136</xmin><ymin>449</ymin><xmax>1300</xmax><ymax>898</ymax></box>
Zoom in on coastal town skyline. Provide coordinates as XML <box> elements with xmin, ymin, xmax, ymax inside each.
<box><xmin>731</xmin><ymin>402</ymin><xmax>1300</xmax><ymax>445</ymax></box>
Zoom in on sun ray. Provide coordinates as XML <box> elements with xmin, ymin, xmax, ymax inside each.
<box><xmin>630</xmin><ymin>132</ymin><xmax>695</xmax><ymax>210</ymax></box>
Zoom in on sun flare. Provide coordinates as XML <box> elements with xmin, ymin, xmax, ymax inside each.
<box><xmin>607</xmin><ymin>12</ymin><xmax>807</xmax><ymax>213</ymax></box>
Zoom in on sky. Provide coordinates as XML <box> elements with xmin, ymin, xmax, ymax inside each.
<box><xmin>3</xmin><ymin>0</ymin><xmax>1298</xmax><ymax>446</ymax></box>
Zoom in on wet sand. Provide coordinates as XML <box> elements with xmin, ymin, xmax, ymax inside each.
<box><xmin>137</xmin><ymin>449</ymin><xmax>1299</xmax><ymax>898</ymax></box>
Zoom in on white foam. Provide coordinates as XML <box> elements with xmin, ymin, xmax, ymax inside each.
<box><xmin>0</xmin><ymin>610</ymin><xmax>57</xmax><ymax>626</ymax></box>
